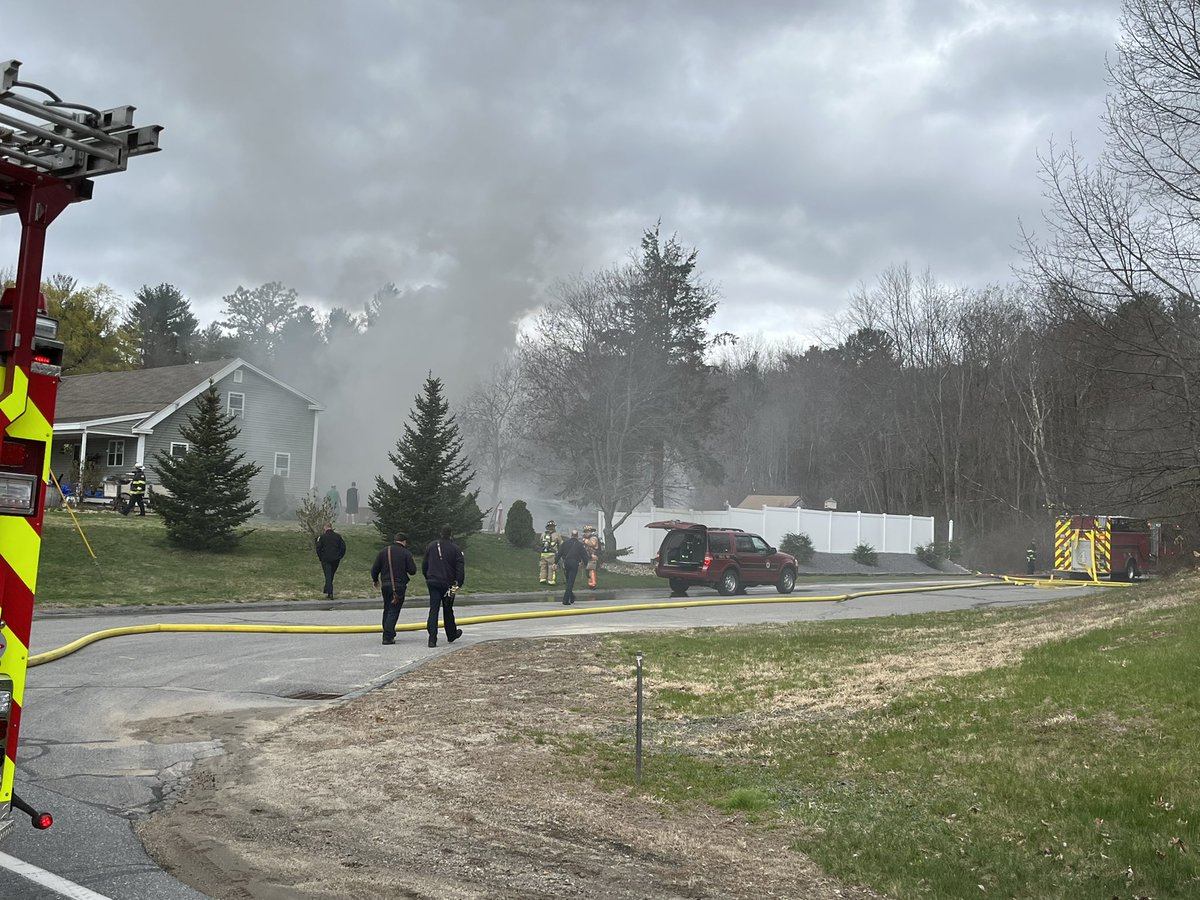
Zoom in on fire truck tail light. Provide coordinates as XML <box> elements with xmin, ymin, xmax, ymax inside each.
<box><xmin>33</xmin><ymin>812</ymin><xmax>52</xmax><ymax>830</ymax></box>
<box><xmin>0</xmin><ymin>443</ymin><xmax>28</xmax><ymax>467</ymax></box>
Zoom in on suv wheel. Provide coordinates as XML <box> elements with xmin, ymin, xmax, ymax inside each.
<box><xmin>718</xmin><ymin>567</ymin><xmax>741</xmax><ymax>596</ymax></box>
<box><xmin>669</xmin><ymin>577</ymin><xmax>690</xmax><ymax>597</ymax></box>
<box><xmin>776</xmin><ymin>567</ymin><xmax>796</xmax><ymax>594</ymax></box>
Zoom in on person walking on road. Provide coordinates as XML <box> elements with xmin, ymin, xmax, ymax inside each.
<box><xmin>316</xmin><ymin>522</ymin><xmax>347</xmax><ymax>599</ymax></box>
<box><xmin>423</xmin><ymin>525</ymin><xmax>466</xmax><ymax>648</ymax></box>
<box><xmin>556</xmin><ymin>528</ymin><xmax>590</xmax><ymax>606</ymax></box>
<box><xmin>371</xmin><ymin>532</ymin><xmax>416</xmax><ymax>644</ymax></box>
<box><xmin>345</xmin><ymin>481</ymin><xmax>360</xmax><ymax>525</ymax></box>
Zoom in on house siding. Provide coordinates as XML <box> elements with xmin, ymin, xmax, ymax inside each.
<box><xmin>143</xmin><ymin>367</ymin><xmax>316</xmax><ymax>507</ymax></box>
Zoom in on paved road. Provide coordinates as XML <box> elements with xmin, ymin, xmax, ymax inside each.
<box><xmin>1</xmin><ymin>578</ymin><xmax>1077</xmax><ymax>899</ymax></box>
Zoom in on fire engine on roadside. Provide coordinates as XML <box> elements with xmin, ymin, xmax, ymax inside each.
<box><xmin>0</xmin><ymin>60</ymin><xmax>160</xmax><ymax>843</ymax></box>
<box><xmin>1053</xmin><ymin>513</ymin><xmax>1182</xmax><ymax>582</ymax></box>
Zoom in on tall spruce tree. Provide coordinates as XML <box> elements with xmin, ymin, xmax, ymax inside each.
<box><xmin>124</xmin><ymin>283</ymin><xmax>199</xmax><ymax>368</ymax></box>
<box><xmin>370</xmin><ymin>374</ymin><xmax>482</xmax><ymax>549</ymax></box>
<box><xmin>153</xmin><ymin>385</ymin><xmax>262</xmax><ymax>551</ymax></box>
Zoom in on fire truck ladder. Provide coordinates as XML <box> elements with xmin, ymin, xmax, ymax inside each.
<box><xmin>0</xmin><ymin>59</ymin><xmax>161</xmax><ymax>842</ymax></box>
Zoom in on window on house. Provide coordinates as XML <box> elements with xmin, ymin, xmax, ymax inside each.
<box><xmin>274</xmin><ymin>452</ymin><xmax>291</xmax><ymax>478</ymax></box>
<box><xmin>170</xmin><ymin>442</ymin><xmax>189</xmax><ymax>458</ymax></box>
<box><xmin>233</xmin><ymin>369</ymin><xmax>243</xmax><ymax>384</ymax></box>
<box><xmin>228</xmin><ymin>392</ymin><xmax>245</xmax><ymax>418</ymax></box>
<box><xmin>106</xmin><ymin>440</ymin><xmax>125</xmax><ymax>467</ymax></box>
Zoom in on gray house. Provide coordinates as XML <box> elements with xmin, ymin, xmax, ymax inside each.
<box><xmin>51</xmin><ymin>359</ymin><xmax>323</xmax><ymax>505</ymax></box>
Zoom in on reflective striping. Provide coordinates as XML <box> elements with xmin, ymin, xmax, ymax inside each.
<box><xmin>0</xmin><ymin>624</ymin><xmax>27</xmax><ymax>706</ymax></box>
<box><xmin>0</xmin><ymin>366</ymin><xmax>28</xmax><ymax>425</ymax></box>
<box><xmin>0</xmin><ymin>518</ymin><xmax>40</xmax><ymax>594</ymax></box>
<box><xmin>0</xmin><ymin>850</ymin><xmax>117</xmax><ymax>899</ymax></box>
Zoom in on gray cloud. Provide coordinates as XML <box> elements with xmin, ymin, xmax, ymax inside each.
<box><xmin>3</xmin><ymin>0</ymin><xmax>1125</xmax><ymax>485</ymax></box>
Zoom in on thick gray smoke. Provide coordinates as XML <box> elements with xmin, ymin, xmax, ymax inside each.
<box><xmin>2</xmin><ymin>0</ymin><xmax>1123</xmax><ymax>498</ymax></box>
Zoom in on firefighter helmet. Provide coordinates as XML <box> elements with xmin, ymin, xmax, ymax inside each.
<box><xmin>546</xmin><ymin>520</ymin><xmax>556</xmax><ymax>530</ymax></box>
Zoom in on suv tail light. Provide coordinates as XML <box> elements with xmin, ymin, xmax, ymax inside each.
<box><xmin>702</xmin><ymin>554</ymin><xmax>712</xmax><ymax>570</ymax></box>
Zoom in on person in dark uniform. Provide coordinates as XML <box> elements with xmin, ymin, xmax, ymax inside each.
<box><xmin>556</xmin><ymin>528</ymin><xmax>590</xmax><ymax>606</ymax></box>
<box><xmin>371</xmin><ymin>532</ymin><xmax>417</xmax><ymax>644</ymax></box>
<box><xmin>316</xmin><ymin>522</ymin><xmax>347</xmax><ymax>599</ymax></box>
<box><xmin>345</xmin><ymin>481</ymin><xmax>360</xmax><ymax>525</ymax></box>
<box><xmin>122</xmin><ymin>465</ymin><xmax>148</xmax><ymax>516</ymax></box>
<box><xmin>1026</xmin><ymin>540</ymin><xmax>1037</xmax><ymax>575</ymax></box>
<box><xmin>422</xmin><ymin>525</ymin><xmax>465</xmax><ymax>648</ymax></box>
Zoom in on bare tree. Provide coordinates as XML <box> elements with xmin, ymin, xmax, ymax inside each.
<box><xmin>459</xmin><ymin>355</ymin><xmax>525</xmax><ymax>512</ymax></box>
<box><xmin>1021</xmin><ymin>0</ymin><xmax>1200</xmax><ymax>519</ymax></box>
<box><xmin>519</xmin><ymin>268</ymin><xmax>666</xmax><ymax>554</ymax></box>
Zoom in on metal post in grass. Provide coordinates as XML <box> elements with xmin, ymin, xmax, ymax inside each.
<box><xmin>635</xmin><ymin>651</ymin><xmax>644</xmax><ymax>785</ymax></box>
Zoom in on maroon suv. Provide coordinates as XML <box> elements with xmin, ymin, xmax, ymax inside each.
<box><xmin>648</xmin><ymin>521</ymin><xmax>798</xmax><ymax>596</ymax></box>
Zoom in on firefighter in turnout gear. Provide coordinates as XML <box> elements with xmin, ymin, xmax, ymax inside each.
<box><xmin>538</xmin><ymin>520</ymin><xmax>563</xmax><ymax>584</ymax></box>
<box><xmin>123</xmin><ymin>465</ymin><xmax>148</xmax><ymax>516</ymax></box>
<box><xmin>1026</xmin><ymin>540</ymin><xmax>1037</xmax><ymax>575</ymax></box>
<box><xmin>583</xmin><ymin>524</ymin><xmax>601</xmax><ymax>588</ymax></box>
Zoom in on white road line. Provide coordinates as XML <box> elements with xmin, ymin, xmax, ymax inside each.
<box><xmin>0</xmin><ymin>850</ymin><xmax>115</xmax><ymax>899</ymax></box>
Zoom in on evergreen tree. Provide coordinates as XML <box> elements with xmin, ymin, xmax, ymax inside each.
<box><xmin>504</xmin><ymin>499</ymin><xmax>535</xmax><ymax>548</ymax></box>
<box><xmin>153</xmin><ymin>385</ymin><xmax>262</xmax><ymax>551</ymax></box>
<box><xmin>124</xmin><ymin>283</ymin><xmax>199</xmax><ymax>368</ymax></box>
<box><xmin>263</xmin><ymin>474</ymin><xmax>288</xmax><ymax>519</ymax></box>
<box><xmin>370</xmin><ymin>374</ymin><xmax>482</xmax><ymax>548</ymax></box>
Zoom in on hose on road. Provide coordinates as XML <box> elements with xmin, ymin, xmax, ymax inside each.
<box><xmin>27</xmin><ymin>576</ymin><xmax>1109</xmax><ymax>668</ymax></box>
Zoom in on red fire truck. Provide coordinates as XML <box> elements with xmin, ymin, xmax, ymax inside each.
<box><xmin>1053</xmin><ymin>514</ymin><xmax>1180</xmax><ymax>582</ymax></box>
<box><xmin>0</xmin><ymin>60</ymin><xmax>160</xmax><ymax>842</ymax></box>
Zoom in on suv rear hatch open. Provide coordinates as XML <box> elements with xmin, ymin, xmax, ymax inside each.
<box><xmin>646</xmin><ymin>520</ymin><xmax>707</xmax><ymax>570</ymax></box>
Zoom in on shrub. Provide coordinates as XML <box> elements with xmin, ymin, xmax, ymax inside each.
<box><xmin>505</xmin><ymin>500</ymin><xmax>536</xmax><ymax>548</ymax></box>
<box><xmin>852</xmin><ymin>543</ymin><xmax>878</xmax><ymax>566</ymax></box>
<box><xmin>263</xmin><ymin>474</ymin><xmax>288</xmax><ymax>519</ymax></box>
<box><xmin>914</xmin><ymin>543</ymin><xmax>942</xmax><ymax>569</ymax></box>
<box><xmin>779</xmin><ymin>532</ymin><xmax>815</xmax><ymax>565</ymax></box>
<box><xmin>296</xmin><ymin>490</ymin><xmax>337</xmax><ymax>542</ymax></box>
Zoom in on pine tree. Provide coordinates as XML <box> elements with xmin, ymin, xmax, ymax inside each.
<box><xmin>124</xmin><ymin>283</ymin><xmax>199</xmax><ymax>368</ymax></box>
<box><xmin>153</xmin><ymin>385</ymin><xmax>262</xmax><ymax>551</ymax></box>
<box><xmin>370</xmin><ymin>374</ymin><xmax>482</xmax><ymax>549</ymax></box>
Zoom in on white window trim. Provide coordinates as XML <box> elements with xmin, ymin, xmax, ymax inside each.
<box><xmin>227</xmin><ymin>391</ymin><xmax>245</xmax><ymax>418</ymax></box>
<box><xmin>273</xmin><ymin>452</ymin><xmax>291</xmax><ymax>478</ymax></box>
<box><xmin>170</xmin><ymin>442</ymin><xmax>189</xmax><ymax>458</ymax></box>
<box><xmin>106</xmin><ymin>439</ymin><xmax>125</xmax><ymax>467</ymax></box>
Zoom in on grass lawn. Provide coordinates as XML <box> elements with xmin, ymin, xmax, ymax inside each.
<box><xmin>34</xmin><ymin>511</ymin><xmax>663</xmax><ymax>607</ymax></box>
<box><xmin>577</xmin><ymin>576</ymin><xmax>1200</xmax><ymax>899</ymax></box>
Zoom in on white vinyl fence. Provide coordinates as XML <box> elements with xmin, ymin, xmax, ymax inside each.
<box><xmin>602</xmin><ymin>505</ymin><xmax>936</xmax><ymax>563</ymax></box>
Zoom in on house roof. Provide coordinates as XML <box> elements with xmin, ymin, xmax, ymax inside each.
<box><xmin>736</xmin><ymin>494</ymin><xmax>804</xmax><ymax>509</ymax></box>
<box><xmin>55</xmin><ymin>360</ymin><xmax>233</xmax><ymax>423</ymax></box>
<box><xmin>54</xmin><ymin>358</ymin><xmax>323</xmax><ymax>427</ymax></box>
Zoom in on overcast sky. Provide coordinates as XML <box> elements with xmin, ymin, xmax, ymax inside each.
<box><xmin>3</xmin><ymin>0</ymin><xmax>1122</xmax><ymax>350</ymax></box>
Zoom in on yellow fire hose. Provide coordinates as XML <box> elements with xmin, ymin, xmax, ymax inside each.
<box><xmin>27</xmin><ymin>576</ymin><xmax>1108</xmax><ymax>668</ymax></box>
<box><xmin>48</xmin><ymin>471</ymin><xmax>100</xmax><ymax>570</ymax></box>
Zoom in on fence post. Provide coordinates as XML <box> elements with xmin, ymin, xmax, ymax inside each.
<box><xmin>827</xmin><ymin>509</ymin><xmax>834</xmax><ymax>552</ymax></box>
<box><xmin>856</xmin><ymin>510</ymin><xmax>862</xmax><ymax>545</ymax></box>
<box><xmin>635</xmin><ymin>652</ymin><xmax>644</xmax><ymax>786</ymax></box>
<box><xmin>908</xmin><ymin>514</ymin><xmax>914</xmax><ymax>552</ymax></box>
<box><xmin>881</xmin><ymin>513</ymin><xmax>888</xmax><ymax>552</ymax></box>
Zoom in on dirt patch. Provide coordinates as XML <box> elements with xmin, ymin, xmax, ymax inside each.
<box><xmin>136</xmin><ymin>636</ymin><xmax>884</xmax><ymax>900</ymax></box>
